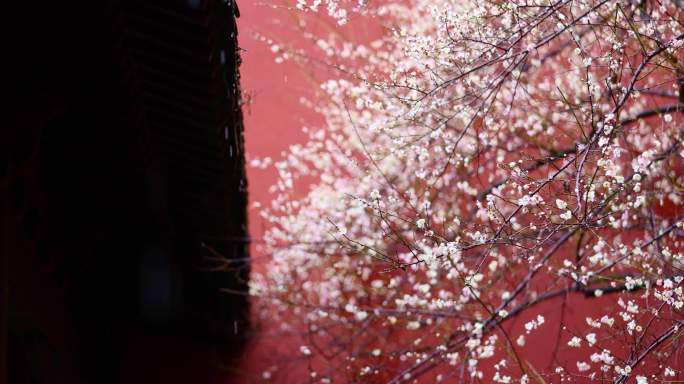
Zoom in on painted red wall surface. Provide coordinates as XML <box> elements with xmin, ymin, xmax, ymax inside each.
<box><xmin>237</xmin><ymin>2</ymin><xmax>318</xmax><ymax>382</ymax></box>
<box><xmin>235</xmin><ymin>3</ymin><xmax>682</xmax><ymax>383</ymax></box>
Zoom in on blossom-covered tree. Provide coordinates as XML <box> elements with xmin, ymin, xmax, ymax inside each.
<box><xmin>249</xmin><ymin>0</ymin><xmax>684</xmax><ymax>382</ymax></box>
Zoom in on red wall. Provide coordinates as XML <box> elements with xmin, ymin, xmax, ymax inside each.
<box><xmin>237</xmin><ymin>3</ymin><xmax>320</xmax><ymax>381</ymax></box>
<box><xmin>235</xmin><ymin>3</ymin><xmax>683</xmax><ymax>383</ymax></box>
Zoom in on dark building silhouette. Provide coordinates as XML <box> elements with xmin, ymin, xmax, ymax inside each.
<box><xmin>4</xmin><ymin>1</ymin><xmax>249</xmax><ymax>382</ymax></box>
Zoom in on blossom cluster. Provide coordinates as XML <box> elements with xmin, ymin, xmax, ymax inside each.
<box><xmin>250</xmin><ymin>0</ymin><xmax>684</xmax><ymax>382</ymax></box>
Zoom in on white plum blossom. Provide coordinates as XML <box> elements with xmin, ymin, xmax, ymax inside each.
<box><xmin>567</xmin><ymin>336</ymin><xmax>582</xmax><ymax>348</ymax></box>
<box><xmin>577</xmin><ymin>361</ymin><xmax>591</xmax><ymax>372</ymax></box>
<box><xmin>560</xmin><ymin>210</ymin><xmax>572</xmax><ymax>221</ymax></box>
<box><xmin>555</xmin><ymin>199</ymin><xmax>568</xmax><ymax>210</ymax></box>
<box><xmin>516</xmin><ymin>335</ymin><xmax>525</xmax><ymax>347</ymax></box>
<box><xmin>300</xmin><ymin>345</ymin><xmax>312</xmax><ymax>356</ymax></box>
<box><xmin>369</xmin><ymin>189</ymin><xmax>381</xmax><ymax>200</ymax></box>
<box><xmin>585</xmin><ymin>333</ymin><xmax>597</xmax><ymax>346</ymax></box>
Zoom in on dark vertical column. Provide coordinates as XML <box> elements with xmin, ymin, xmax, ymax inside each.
<box><xmin>1</xmin><ymin>179</ymin><xmax>9</xmax><ymax>384</ymax></box>
<box><xmin>7</xmin><ymin>1</ymin><xmax>249</xmax><ymax>382</ymax></box>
